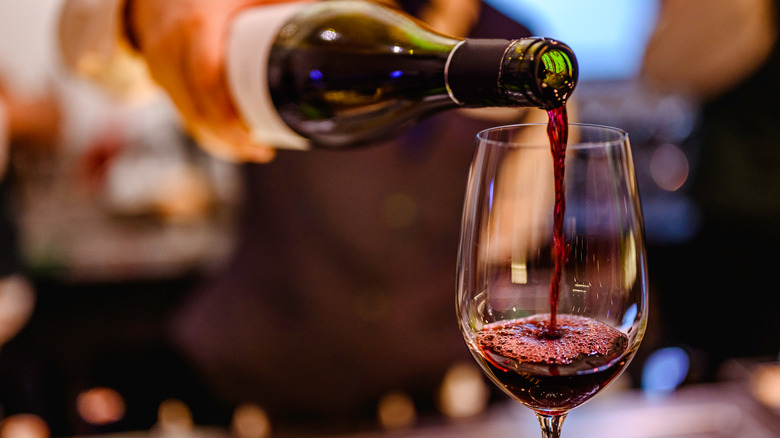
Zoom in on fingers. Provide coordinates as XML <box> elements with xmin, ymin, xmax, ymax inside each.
<box><xmin>191</xmin><ymin>123</ymin><xmax>277</xmax><ymax>163</ymax></box>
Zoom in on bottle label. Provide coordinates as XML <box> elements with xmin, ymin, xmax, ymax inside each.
<box><xmin>227</xmin><ymin>2</ymin><xmax>310</xmax><ymax>150</ymax></box>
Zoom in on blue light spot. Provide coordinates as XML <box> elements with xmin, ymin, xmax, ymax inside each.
<box><xmin>310</xmin><ymin>70</ymin><xmax>323</xmax><ymax>81</ymax></box>
<box><xmin>642</xmin><ymin>347</ymin><xmax>690</xmax><ymax>398</ymax></box>
<box><xmin>488</xmin><ymin>180</ymin><xmax>495</xmax><ymax>210</ymax></box>
<box><xmin>621</xmin><ymin>304</ymin><xmax>638</xmax><ymax>330</ymax></box>
<box><xmin>390</xmin><ymin>70</ymin><xmax>403</xmax><ymax>79</ymax></box>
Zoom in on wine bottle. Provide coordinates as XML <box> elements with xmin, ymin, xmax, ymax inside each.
<box><xmin>227</xmin><ymin>0</ymin><xmax>578</xmax><ymax>150</ymax></box>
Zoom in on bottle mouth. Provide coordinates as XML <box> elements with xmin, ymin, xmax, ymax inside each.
<box><xmin>504</xmin><ymin>38</ymin><xmax>579</xmax><ymax>109</ymax></box>
<box><xmin>537</xmin><ymin>40</ymin><xmax>578</xmax><ymax>107</ymax></box>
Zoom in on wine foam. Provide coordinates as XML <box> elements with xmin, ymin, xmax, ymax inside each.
<box><xmin>477</xmin><ymin>314</ymin><xmax>627</xmax><ymax>365</ymax></box>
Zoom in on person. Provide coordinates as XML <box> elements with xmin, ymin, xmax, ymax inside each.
<box><xmin>53</xmin><ymin>0</ymin><xmax>543</xmax><ymax>434</ymax></box>
<box><xmin>640</xmin><ymin>0</ymin><xmax>780</xmax><ymax>380</ymax></box>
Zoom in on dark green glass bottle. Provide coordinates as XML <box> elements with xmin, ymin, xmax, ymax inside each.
<box><xmin>228</xmin><ymin>0</ymin><xmax>578</xmax><ymax>149</ymax></box>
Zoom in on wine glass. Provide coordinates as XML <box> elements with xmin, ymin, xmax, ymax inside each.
<box><xmin>456</xmin><ymin>123</ymin><xmax>648</xmax><ymax>437</ymax></box>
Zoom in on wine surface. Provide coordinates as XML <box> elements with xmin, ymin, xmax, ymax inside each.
<box><xmin>474</xmin><ymin>314</ymin><xmax>628</xmax><ymax>413</ymax></box>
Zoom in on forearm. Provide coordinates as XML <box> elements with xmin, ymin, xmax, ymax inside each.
<box><xmin>641</xmin><ymin>0</ymin><xmax>777</xmax><ymax>100</ymax></box>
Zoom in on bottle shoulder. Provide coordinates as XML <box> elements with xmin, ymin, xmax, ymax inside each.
<box><xmin>275</xmin><ymin>0</ymin><xmax>460</xmax><ymax>52</ymax></box>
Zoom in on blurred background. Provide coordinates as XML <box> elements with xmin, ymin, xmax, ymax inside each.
<box><xmin>0</xmin><ymin>0</ymin><xmax>779</xmax><ymax>436</ymax></box>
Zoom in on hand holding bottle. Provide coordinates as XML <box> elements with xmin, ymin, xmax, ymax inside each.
<box><xmin>61</xmin><ymin>0</ymin><xmax>576</xmax><ymax>157</ymax></box>
<box><xmin>125</xmin><ymin>0</ymin><xmax>303</xmax><ymax>162</ymax></box>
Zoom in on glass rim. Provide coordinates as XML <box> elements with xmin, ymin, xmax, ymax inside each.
<box><xmin>475</xmin><ymin>122</ymin><xmax>628</xmax><ymax>149</ymax></box>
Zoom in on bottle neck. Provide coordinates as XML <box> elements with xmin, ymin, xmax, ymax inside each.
<box><xmin>446</xmin><ymin>38</ymin><xmax>577</xmax><ymax>110</ymax></box>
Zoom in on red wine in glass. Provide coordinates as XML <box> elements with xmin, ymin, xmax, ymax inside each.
<box><xmin>474</xmin><ymin>314</ymin><xmax>629</xmax><ymax>414</ymax></box>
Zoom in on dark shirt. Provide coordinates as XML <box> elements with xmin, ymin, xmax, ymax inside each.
<box><xmin>167</xmin><ymin>1</ymin><xmax>531</xmax><ymax>426</ymax></box>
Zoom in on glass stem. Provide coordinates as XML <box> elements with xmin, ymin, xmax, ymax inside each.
<box><xmin>536</xmin><ymin>413</ymin><xmax>567</xmax><ymax>438</ymax></box>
